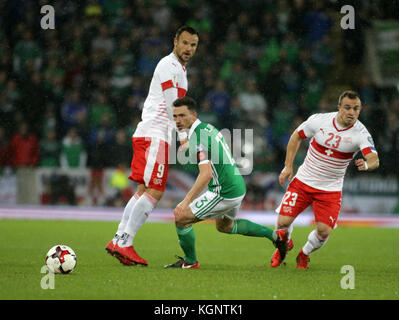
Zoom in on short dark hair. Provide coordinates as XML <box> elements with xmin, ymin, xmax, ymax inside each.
<box><xmin>173</xmin><ymin>96</ymin><xmax>197</xmax><ymax>112</ymax></box>
<box><xmin>338</xmin><ymin>90</ymin><xmax>361</xmax><ymax>105</ymax></box>
<box><xmin>175</xmin><ymin>26</ymin><xmax>199</xmax><ymax>39</ymax></box>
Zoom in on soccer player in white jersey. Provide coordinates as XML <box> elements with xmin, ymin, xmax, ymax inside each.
<box><xmin>270</xmin><ymin>90</ymin><xmax>379</xmax><ymax>269</ymax></box>
<box><xmin>105</xmin><ymin>26</ymin><xmax>199</xmax><ymax>266</ymax></box>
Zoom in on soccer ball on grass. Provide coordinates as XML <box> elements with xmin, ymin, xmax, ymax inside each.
<box><xmin>45</xmin><ymin>245</ymin><xmax>77</xmax><ymax>274</ymax></box>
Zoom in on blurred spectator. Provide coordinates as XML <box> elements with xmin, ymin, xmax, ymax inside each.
<box><xmin>60</xmin><ymin>128</ymin><xmax>87</xmax><ymax>168</ymax></box>
<box><xmin>0</xmin><ymin>125</ymin><xmax>11</xmax><ymax>168</ymax></box>
<box><xmin>301</xmin><ymin>66</ymin><xmax>324</xmax><ymax>116</ymax></box>
<box><xmin>205</xmin><ymin>79</ymin><xmax>231</xmax><ymax>124</ymax></box>
<box><xmin>379</xmin><ymin>104</ymin><xmax>399</xmax><ymax>176</ymax></box>
<box><xmin>92</xmin><ymin>24</ymin><xmax>115</xmax><ymax>55</ymax></box>
<box><xmin>311</xmin><ymin>34</ymin><xmax>334</xmax><ymax>77</ymax></box>
<box><xmin>12</xmin><ymin>30</ymin><xmax>41</xmax><ymax>76</ymax></box>
<box><xmin>281</xmin><ymin>63</ymin><xmax>301</xmax><ymax>104</ymax></box>
<box><xmin>21</xmin><ymin>71</ymin><xmax>46</xmax><ymax>135</ymax></box>
<box><xmin>10</xmin><ymin>122</ymin><xmax>39</xmax><ymax>167</ymax></box>
<box><xmin>198</xmin><ymin>99</ymin><xmax>220</xmax><ymax>128</ymax></box>
<box><xmin>110</xmin><ymin>57</ymin><xmax>133</xmax><ymax>96</ymax></box>
<box><xmin>87</xmin><ymin>132</ymin><xmax>109</xmax><ymax>205</ymax></box>
<box><xmin>89</xmin><ymin>113</ymin><xmax>116</xmax><ymax>147</ymax></box>
<box><xmin>356</xmin><ymin>74</ymin><xmax>378</xmax><ymax>106</ymax></box>
<box><xmin>61</xmin><ymin>90</ymin><xmax>88</xmax><ymax>133</ymax></box>
<box><xmin>302</xmin><ymin>2</ymin><xmax>332</xmax><ymax>44</ymax></box>
<box><xmin>109</xmin><ymin>129</ymin><xmax>131</xmax><ymax>168</ymax></box>
<box><xmin>88</xmin><ymin>93</ymin><xmax>116</xmax><ymax>129</ymax></box>
<box><xmin>0</xmin><ymin>90</ymin><xmax>16</xmax><ymax>132</ymax></box>
<box><xmin>39</xmin><ymin>129</ymin><xmax>60</xmax><ymax>168</ymax></box>
<box><xmin>237</xmin><ymin>79</ymin><xmax>268</xmax><ymax>121</ymax></box>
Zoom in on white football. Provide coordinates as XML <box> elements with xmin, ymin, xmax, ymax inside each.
<box><xmin>45</xmin><ymin>245</ymin><xmax>77</xmax><ymax>274</ymax></box>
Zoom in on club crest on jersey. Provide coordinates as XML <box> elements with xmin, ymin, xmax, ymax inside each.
<box><xmin>153</xmin><ymin>178</ymin><xmax>163</xmax><ymax>186</ymax></box>
<box><xmin>343</xmin><ymin>136</ymin><xmax>352</xmax><ymax>144</ymax></box>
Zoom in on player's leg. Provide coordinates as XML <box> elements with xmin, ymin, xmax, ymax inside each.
<box><xmin>106</xmin><ymin>136</ymin><xmax>147</xmax><ymax>255</ymax></box>
<box><xmin>297</xmin><ymin>191</ymin><xmax>340</xmax><ymax>269</ymax></box>
<box><xmin>115</xmin><ymin>138</ymin><xmax>169</xmax><ymax>265</ymax></box>
<box><xmin>302</xmin><ymin>222</ymin><xmax>331</xmax><ymax>255</ymax></box>
<box><xmin>164</xmin><ymin>204</ymin><xmax>200</xmax><ymax>269</ymax></box>
<box><xmin>297</xmin><ymin>222</ymin><xmax>332</xmax><ymax>269</ymax></box>
<box><xmin>112</xmin><ymin>184</ymin><xmax>145</xmax><ymax>243</ymax></box>
<box><xmin>271</xmin><ymin>178</ymin><xmax>312</xmax><ymax>267</ymax></box>
<box><xmin>105</xmin><ymin>185</ymin><xmax>146</xmax><ymax>256</ymax></box>
<box><xmin>119</xmin><ymin>188</ymin><xmax>163</xmax><ymax>248</ymax></box>
<box><xmin>217</xmin><ymin>214</ymin><xmax>276</xmax><ymax>242</ymax></box>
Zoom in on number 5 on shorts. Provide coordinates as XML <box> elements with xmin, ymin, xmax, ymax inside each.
<box><xmin>282</xmin><ymin>191</ymin><xmax>298</xmax><ymax>207</ymax></box>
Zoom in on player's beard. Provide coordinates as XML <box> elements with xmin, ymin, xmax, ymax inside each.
<box><xmin>176</xmin><ymin>50</ymin><xmax>191</xmax><ymax>65</ymax></box>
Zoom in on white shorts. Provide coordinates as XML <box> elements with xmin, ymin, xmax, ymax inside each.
<box><xmin>189</xmin><ymin>190</ymin><xmax>245</xmax><ymax>220</ymax></box>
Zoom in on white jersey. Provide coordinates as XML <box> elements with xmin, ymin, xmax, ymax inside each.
<box><xmin>134</xmin><ymin>52</ymin><xmax>188</xmax><ymax>144</ymax></box>
<box><xmin>295</xmin><ymin>112</ymin><xmax>377</xmax><ymax>191</ymax></box>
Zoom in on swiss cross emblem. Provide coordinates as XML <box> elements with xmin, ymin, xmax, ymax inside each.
<box><xmin>325</xmin><ymin>149</ymin><xmax>333</xmax><ymax>156</ymax></box>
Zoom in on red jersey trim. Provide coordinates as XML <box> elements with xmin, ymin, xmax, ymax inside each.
<box><xmin>298</xmin><ymin>129</ymin><xmax>307</xmax><ymax>139</ymax></box>
<box><xmin>361</xmin><ymin>147</ymin><xmax>376</xmax><ymax>156</ymax></box>
<box><xmin>161</xmin><ymin>80</ymin><xmax>174</xmax><ymax>91</ymax></box>
<box><xmin>333</xmin><ymin>117</ymin><xmax>354</xmax><ymax>132</ymax></box>
<box><xmin>177</xmin><ymin>87</ymin><xmax>187</xmax><ymax>98</ymax></box>
<box><xmin>311</xmin><ymin>139</ymin><xmax>354</xmax><ymax>160</ymax></box>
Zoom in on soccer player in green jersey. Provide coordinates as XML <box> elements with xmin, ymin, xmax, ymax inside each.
<box><xmin>164</xmin><ymin>97</ymin><xmax>288</xmax><ymax>269</ymax></box>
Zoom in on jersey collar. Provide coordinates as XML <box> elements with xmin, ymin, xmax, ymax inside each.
<box><xmin>333</xmin><ymin>114</ymin><xmax>355</xmax><ymax>132</ymax></box>
<box><xmin>188</xmin><ymin>119</ymin><xmax>201</xmax><ymax>139</ymax></box>
<box><xmin>171</xmin><ymin>52</ymin><xmax>186</xmax><ymax>72</ymax></box>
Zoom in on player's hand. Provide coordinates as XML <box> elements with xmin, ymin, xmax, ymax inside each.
<box><xmin>178</xmin><ymin>139</ymin><xmax>189</xmax><ymax>152</ymax></box>
<box><xmin>355</xmin><ymin>159</ymin><xmax>367</xmax><ymax>171</ymax></box>
<box><xmin>279</xmin><ymin>166</ymin><xmax>293</xmax><ymax>186</ymax></box>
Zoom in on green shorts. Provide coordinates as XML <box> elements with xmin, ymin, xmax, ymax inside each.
<box><xmin>189</xmin><ymin>190</ymin><xmax>245</xmax><ymax>220</ymax></box>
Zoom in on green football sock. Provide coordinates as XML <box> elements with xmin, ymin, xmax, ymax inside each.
<box><xmin>228</xmin><ymin>219</ymin><xmax>276</xmax><ymax>241</ymax></box>
<box><xmin>176</xmin><ymin>225</ymin><xmax>197</xmax><ymax>264</ymax></box>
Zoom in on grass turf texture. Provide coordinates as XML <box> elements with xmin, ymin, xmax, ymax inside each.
<box><xmin>0</xmin><ymin>219</ymin><xmax>398</xmax><ymax>300</ymax></box>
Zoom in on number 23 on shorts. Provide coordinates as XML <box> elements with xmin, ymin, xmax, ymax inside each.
<box><xmin>282</xmin><ymin>191</ymin><xmax>298</xmax><ymax>207</ymax></box>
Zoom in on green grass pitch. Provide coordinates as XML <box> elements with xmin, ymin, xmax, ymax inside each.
<box><xmin>0</xmin><ymin>219</ymin><xmax>398</xmax><ymax>300</ymax></box>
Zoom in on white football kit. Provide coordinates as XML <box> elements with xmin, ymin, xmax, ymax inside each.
<box><xmin>295</xmin><ymin>112</ymin><xmax>377</xmax><ymax>192</ymax></box>
<box><xmin>133</xmin><ymin>52</ymin><xmax>188</xmax><ymax>144</ymax></box>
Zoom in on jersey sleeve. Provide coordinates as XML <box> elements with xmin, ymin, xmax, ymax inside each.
<box><xmin>155</xmin><ymin>60</ymin><xmax>179</xmax><ymax>107</ymax></box>
<box><xmin>358</xmin><ymin>129</ymin><xmax>378</xmax><ymax>156</ymax></box>
<box><xmin>189</xmin><ymin>127</ymin><xmax>210</xmax><ymax>165</ymax></box>
<box><xmin>296</xmin><ymin>114</ymin><xmax>322</xmax><ymax>139</ymax></box>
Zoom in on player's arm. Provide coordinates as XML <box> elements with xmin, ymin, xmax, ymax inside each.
<box><xmin>164</xmin><ymin>87</ymin><xmax>188</xmax><ymax>146</ymax></box>
<box><xmin>174</xmin><ymin>162</ymin><xmax>212</xmax><ymax>218</ymax></box>
<box><xmin>183</xmin><ymin>162</ymin><xmax>213</xmax><ymax>204</ymax></box>
<box><xmin>355</xmin><ymin>152</ymin><xmax>379</xmax><ymax>172</ymax></box>
<box><xmin>279</xmin><ymin>129</ymin><xmax>303</xmax><ymax>186</ymax></box>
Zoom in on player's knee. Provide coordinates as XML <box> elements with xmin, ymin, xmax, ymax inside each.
<box><xmin>316</xmin><ymin>227</ymin><xmax>330</xmax><ymax>240</ymax></box>
<box><xmin>174</xmin><ymin>208</ymin><xmax>195</xmax><ymax>228</ymax></box>
<box><xmin>215</xmin><ymin>219</ymin><xmax>234</xmax><ymax>233</ymax></box>
<box><xmin>277</xmin><ymin>215</ymin><xmax>294</xmax><ymax>229</ymax></box>
<box><xmin>215</xmin><ymin>223</ymin><xmax>231</xmax><ymax>233</ymax></box>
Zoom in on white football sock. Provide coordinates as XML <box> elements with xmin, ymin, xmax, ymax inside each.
<box><xmin>302</xmin><ymin>230</ymin><xmax>328</xmax><ymax>255</ymax></box>
<box><xmin>113</xmin><ymin>193</ymin><xmax>140</xmax><ymax>245</ymax></box>
<box><xmin>119</xmin><ymin>192</ymin><xmax>158</xmax><ymax>247</ymax></box>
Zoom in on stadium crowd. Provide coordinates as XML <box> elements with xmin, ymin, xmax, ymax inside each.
<box><xmin>0</xmin><ymin>0</ymin><xmax>398</xmax><ymax>207</ymax></box>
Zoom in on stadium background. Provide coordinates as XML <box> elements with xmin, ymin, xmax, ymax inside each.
<box><xmin>0</xmin><ymin>0</ymin><xmax>398</xmax><ymax>221</ymax></box>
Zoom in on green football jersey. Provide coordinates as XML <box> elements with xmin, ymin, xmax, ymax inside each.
<box><xmin>187</xmin><ymin>119</ymin><xmax>246</xmax><ymax>198</ymax></box>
